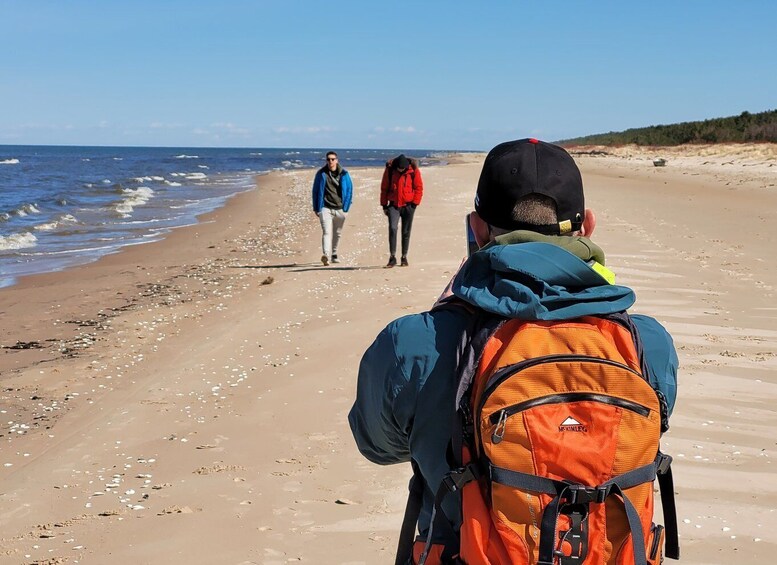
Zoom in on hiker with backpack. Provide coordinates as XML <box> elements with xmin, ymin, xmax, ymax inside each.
<box><xmin>312</xmin><ymin>151</ymin><xmax>354</xmax><ymax>266</ymax></box>
<box><xmin>349</xmin><ymin>139</ymin><xmax>679</xmax><ymax>565</ymax></box>
<box><xmin>380</xmin><ymin>154</ymin><xmax>424</xmax><ymax>267</ymax></box>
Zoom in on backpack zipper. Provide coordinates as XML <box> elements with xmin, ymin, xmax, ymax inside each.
<box><xmin>482</xmin><ymin>354</ymin><xmax>642</xmax><ymax>402</ymax></box>
<box><xmin>480</xmin><ymin>355</ymin><xmax>651</xmax><ymax>444</ymax></box>
<box><xmin>489</xmin><ymin>392</ymin><xmax>651</xmax><ymax>426</ymax></box>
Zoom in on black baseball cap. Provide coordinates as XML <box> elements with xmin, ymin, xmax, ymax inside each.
<box><xmin>474</xmin><ymin>138</ymin><xmax>584</xmax><ymax>235</ymax></box>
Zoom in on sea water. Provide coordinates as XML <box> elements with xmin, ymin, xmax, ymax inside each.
<box><xmin>0</xmin><ymin>146</ymin><xmax>448</xmax><ymax>288</ymax></box>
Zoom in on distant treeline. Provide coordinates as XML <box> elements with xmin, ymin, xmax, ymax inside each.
<box><xmin>559</xmin><ymin>109</ymin><xmax>777</xmax><ymax>146</ymax></box>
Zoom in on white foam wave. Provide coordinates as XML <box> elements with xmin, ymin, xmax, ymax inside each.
<box><xmin>114</xmin><ymin>187</ymin><xmax>154</xmax><ymax>217</ymax></box>
<box><xmin>0</xmin><ymin>232</ymin><xmax>37</xmax><ymax>250</ymax></box>
<box><xmin>164</xmin><ymin>180</ymin><xmax>182</xmax><ymax>186</ymax></box>
<box><xmin>32</xmin><ymin>214</ymin><xmax>78</xmax><ymax>231</ymax></box>
<box><xmin>175</xmin><ymin>154</ymin><xmax>199</xmax><ymax>159</ymax></box>
<box><xmin>113</xmin><ymin>157</ymin><xmax>123</xmax><ymax>160</ymax></box>
<box><xmin>249</xmin><ymin>152</ymin><xmax>262</xmax><ymax>156</ymax></box>
<box><xmin>132</xmin><ymin>175</ymin><xmax>166</xmax><ymax>183</ymax></box>
<box><xmin>197</xmin><ymin>165</ymin><xmax>209</xmax><ymax>169</ymax></box>
<box><xmin>15</xmin><ymin>203</ymin><xmax>41</xmax><ymax>217</ymax></box>
<box><xmin>0</xmin><ymin>158</ymin><xmax>20</xmax><ymax>165</ymax></box>
<box><xmin>185</xmin><ymin>172</ymin><xmax>207</xmax><ymax>180</ymax></box>
<box><xmin>102</xmin><ymin>179</ymin><xmax>112</xmax><ymax>184</ymax></box>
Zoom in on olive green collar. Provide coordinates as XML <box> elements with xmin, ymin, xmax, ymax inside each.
<box><xmin>487</xmin><ymin>230</ymin><xmax>606</xmax><ymax>265</ymax></box>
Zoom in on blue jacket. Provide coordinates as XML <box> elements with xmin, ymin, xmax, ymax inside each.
<box><xmin>312</xmin><ymin>166</ymin><xmax>353</xmax><ymax>213</ymax></box>
<box><xmin>348</xmin><ymin>237</ymin><xmax>678</xmax><ymax>537</ymax></box>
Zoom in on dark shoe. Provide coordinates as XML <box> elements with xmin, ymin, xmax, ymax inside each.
<box><xmin>400</xmin><ymin>256</ymin><xmax>409</xmax><ymax>267</ymax></box>
<box><xmin>385</xmin><ymin>255</ymin><xmax>397</xmax><ymax>268</ymax></box>
<box><xmin>331</xmin><ymin>254</ymin><xmax>340</xmax><ymax>264</ymax></box>
<box><xmin>321</xmin><ymin>254</ymin><xmax>329</xmax><ymax>266</ymax></box>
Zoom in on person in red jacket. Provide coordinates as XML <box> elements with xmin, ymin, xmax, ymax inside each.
<box><xmin>380</xmin><ymin>154</ymin><xmax>423</xmax><ymax>267</ymax></box>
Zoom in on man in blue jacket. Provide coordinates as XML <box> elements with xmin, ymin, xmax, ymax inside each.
<box><xmin>312</xmin><ymin>151</ymin><xmax>353</xmax><ymax>265</ymax></box>
<box><xmin>348</xmin><ymin>139</ymin><xmax>678</xmax><ymax>554</ymax></box>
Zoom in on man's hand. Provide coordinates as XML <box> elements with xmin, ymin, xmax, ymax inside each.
<box><xmin>382</xmin><ymin>205</ymin><xmax>390</xmax><ymax>216</ymax></box>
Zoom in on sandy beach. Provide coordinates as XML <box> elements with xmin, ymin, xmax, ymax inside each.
<box><xmin>1</xmin><ymin>145</ymin><xmax>776</xmax><ymax>564</ymax></box>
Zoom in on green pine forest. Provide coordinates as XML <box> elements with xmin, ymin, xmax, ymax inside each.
<box><xmin>559</xmin><ymin>109</ymin><xmax>777</xmax><ymax>146</ymax></box>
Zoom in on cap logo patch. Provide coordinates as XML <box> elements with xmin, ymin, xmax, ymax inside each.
<box><xmin>558</xmin><ymin>219</ymin><xmax>572</xmax><ymax>234</ymax></box>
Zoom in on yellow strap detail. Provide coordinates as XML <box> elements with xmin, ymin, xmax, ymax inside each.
<box><xmin>590</xmin><ymin>261</ymin><xmax>616</xmax><ymax>284</ymax></box>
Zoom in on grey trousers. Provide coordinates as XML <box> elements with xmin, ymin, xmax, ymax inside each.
<box><xmin>318</xmin><ymin>207</ymin><xmax>347</xmax><ymax>258</ymax></box>
<box><xmin>387</xmin><ymin>204</ymin><xmax>416</xmax><ymax>257</ymax></box>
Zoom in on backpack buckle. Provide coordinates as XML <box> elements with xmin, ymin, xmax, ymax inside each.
<box><xmin>657</xmin><ymin>452</ymin><xmax>673</xmax><ymax>475</ymax></box>
<box><xmin>566</xmin><ymin>484</ymin><xmax>610</xmax><ymax>504</ymax></box>
<box><xmin>442</xmin><ymin>465</ymin><xmax>479</xmax><ymax>493</ymax></box>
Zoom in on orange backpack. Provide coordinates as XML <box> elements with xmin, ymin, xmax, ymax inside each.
<box><xmin>397</xmin><ymin>311</ymin><xmax>679</xmax><ymax>565</ymax></box>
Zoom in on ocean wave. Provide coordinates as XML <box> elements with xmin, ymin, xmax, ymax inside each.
<box><xmin>114</xmin><ymin>186</ymin><xmax>155</xmax><ymax>217</ymax></box>
<box><xmin>281</xmin><ymin>159</ymin><xmax>304</xmax><ymax>168</ymax></box>
<box><xmin>249</xmin><ymin>152</ymin><xmax>262</xmax><ymax>156</ymax></box>
<box><xmin>175</xmin><ymin>154</ymin><xmax>199</xmax><ymax>159</ymax></box>
<box><xmin>185</xmin><ymin>172</ymin><xmax>207</xmax><ymax>180</ymax></box>
<box><xmin>22</xmin><ymin>242</ymin><xmax>121</xmax><ymax>256</ymax></box>
<box><xmin>0</xmin><ymin>232</ymin><xmax>37</xmax><ymax>251</ymax></box>
<box><xmin>197</xmin><ymin>165</ymin><xmax>209</xmax><ymax>169</ymax></box>
<box><xmin>164</xmin><ymin>180</ymin><xmax>182</xmax><ymax>186</ymax></box>
<box><xmin>131</xmin><ymin>175</ymin><xmax>166</xmax><ymax>183</ymax></box>
<box><xmin>14</xmin><ymin>203</ymin><xmax>41</xmax><ymax>217</ymax></box>
<box><xmin>32</xmin><ymin>214</ymin><xmax>79</xmax><ymax>231</ymax></box>
<box><xmin>0</xmin><ymin>212</ymin><xmax>10</xmax><ymax>222</ymax></box>
<box><xmin>0</xmin><ymin>158</ymin><xmax>20</xmax><ymax>165</ymax></box>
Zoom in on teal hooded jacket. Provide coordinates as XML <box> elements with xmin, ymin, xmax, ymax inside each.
<box><xmin>348</xmin><ymin>238</ymin><xmax>678</xmax><ymax>538</ymax></box>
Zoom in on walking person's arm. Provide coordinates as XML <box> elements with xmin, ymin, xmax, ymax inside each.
<box><xmin>411</xmin><ymin>168</ymin><xmax>423</xmax><ymax>206</ymax></box>
<box><xmin>380</xmin><ymin>165</ymin><xmax>391</xmax><ymax>209</ymax></box>
<box><xmin>312</xmin><ymin>170</ymin><xmax>323</xmax><ymax>214</ymax></box>
<box><xmin>342</xmin><ymin>171</ymin><xmax>353</xmax><ymax>213</ymax></box>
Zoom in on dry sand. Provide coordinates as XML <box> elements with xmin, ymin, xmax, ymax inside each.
<box><xmin>1</xmin><ymin>145</ymin><xmax>776</xmax><ymax>564</ymax></box>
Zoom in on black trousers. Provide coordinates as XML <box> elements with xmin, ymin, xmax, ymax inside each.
<box><xmin>387</xmin><ymin>204</ymin><xmax>416</xmax><ymax>257</ymax></box>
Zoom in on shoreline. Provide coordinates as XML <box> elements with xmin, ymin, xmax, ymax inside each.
<box><xmin>1</xmin><ymin>147</ymin><xmax>776</xmax><ymax>563</ymax></box>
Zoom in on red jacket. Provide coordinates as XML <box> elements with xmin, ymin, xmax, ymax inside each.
<box><xmin>380</xmin><ymin>159</ymin><xmax>423</xmax><ymax>207</ymax></box>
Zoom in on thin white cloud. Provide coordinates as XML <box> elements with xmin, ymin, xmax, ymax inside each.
<box><xmin>272</xmin><ymin>126</ymin><xmax>334</xmax><ymax>134</ymax></box>
<box><xmin>149</xmin><ymin>122</ymin><xmax>186</xmax><ymax>129</ymax></box>
<box><xmin>211</xmin><ymin>122</ymin><xmax>251</xmax><ymax>135</ymax></box>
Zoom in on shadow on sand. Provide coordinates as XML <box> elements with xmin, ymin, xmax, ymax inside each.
<box><xmin>232</xmin><ymin>262</ymin><xmax>385</xmax><ymax>272</ymax></box>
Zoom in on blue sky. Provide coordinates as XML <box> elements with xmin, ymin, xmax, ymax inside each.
<box><xmin>1</xmin><ymin>0</ymin><xmax>775</xmax><ymax>150</ymax></box>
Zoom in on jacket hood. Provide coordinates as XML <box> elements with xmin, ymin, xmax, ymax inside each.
<box><xmin>386</xmin><ymin>157</ymin><xmax>419</xmax><ymax>170</ymax></box>
<box><xmin>452</xmin><ymin>239</ymin><xmax>635</xmax><ymax>320</ymax></box>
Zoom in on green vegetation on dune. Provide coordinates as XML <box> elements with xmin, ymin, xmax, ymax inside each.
<box><xmin>559</xmin><ymin>109</ymin><xmax>777</xmax><ymax>146</ymax></box>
